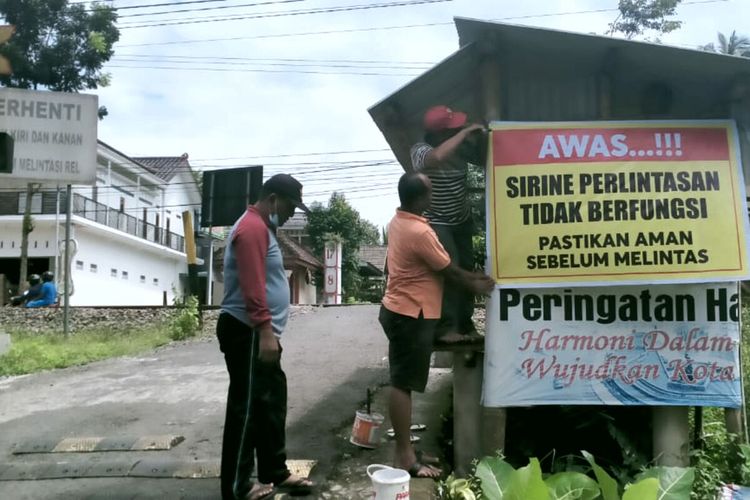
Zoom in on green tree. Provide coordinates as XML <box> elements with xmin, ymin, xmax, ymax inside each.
<box><xmin>607</xmin><ymin>0</ymin><xmax>683</xmax><ymax>40</ymax></box>
<box><xmin>0</xmin><ymin>0</ymin><xmax>119</xmax><ymax>94</ymax></box>
<box><xmin>0</xmin><ymin>0</ymin><xmax>118</xmax><ymax>291</ymax></box>
<box><xmin>307</xmin><ymin>192</ymin><xmax>380</xmax><ymax>301</ymax></box>
<box><xmin>702</xmin><ymin>30</ymin><xmax>750</xmax><ymax>56</ymax></box>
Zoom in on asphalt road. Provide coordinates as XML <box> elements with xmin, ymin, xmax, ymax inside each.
<box><xmin>0</xmin><ymin>304</ymin><xmax>389</xmax><ymax>499</ymax></box>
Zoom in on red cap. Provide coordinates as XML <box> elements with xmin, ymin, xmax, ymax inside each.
<box><xmin>423</xmin><ymin>105</ymin><xmax>467</xmax><ymax>132</ymax></box>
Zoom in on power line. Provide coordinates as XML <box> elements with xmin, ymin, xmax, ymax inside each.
<box><xmin>0</xmin><ymin>175</ymin><xmax>402</xmax><ymax>197</ymax></box>
<box><xmin>115</xmin><ymin>54</ymin><xmax>436</xmax><ymax>65</ymax></box>
<box><xmin>305</xmin><ymin>182</ymin><xmax>396</xmax><ymax>197</ymax></box>
<box><xmin>105</xmin><ymin>64</ymin><xmax>419</xmax><ymax>76</ymax></box>
<box><xmin>117</xmin><ymin>0</ymin><xmax>451</xmax><ymax>29</ymax></box>
<box><xmin>117</xmin><ymin>0</ymin><xmax>729</xmax><ymax>46</ymax></box>
<box><xmin>77</xmin><ymin>0</ymin><xmax>225</xmax><ymax>9</ymax></box>
<box><xmin>110</xmin><ymin>56</ymin><xmax>432</xmax><ymax>70</ymax></box>
<box><xmin>197</xmin><ymin>159</ymin><xmax>400</xmax><ymax>167</ymax></box>
<box><xmin>118</xmin><ymin>21</ymin><xmax>448</xmax><ymax>46</ymax></box>
<box><xmin>110</xmin><ymin>57</ymin><xmax>429</xmax><ymax>70</ymax></box>
<box><xmin>0</xmin><ymin>161</ymin><xmax>404</xmax><ymax>193</ymax></box>
<box><xmin>115</xmin><ymin>0</ymin><xmax>224</xmax><ymax>8</ymax></box>
<box><xmin>117</xmin><ymin>0</ymin><xmax>303</xmax><ymax>18</ymax></box>
<box><xmin>189</xmin><ymin>148</ymin><xmax>391</xmax><ymax>161</ymax></box>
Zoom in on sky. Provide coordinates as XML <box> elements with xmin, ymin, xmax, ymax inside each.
<box><xmin>88</xmin><ymin>0</ymin><xmax>749</xmax><ymax>232</ymax></box>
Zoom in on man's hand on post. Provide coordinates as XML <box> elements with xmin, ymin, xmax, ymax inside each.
<box><xmin>441</xmin><ymin>264</ymin><xmax>495</xmax><ymax>295</ymax></box>
<box><xmin>463</xmin><ymin>123</ymin><xmax>486</xmax><ymax>135</ymax></box>
<box><xmin>469</xmin><ymin>274</ymin><xmax>495</xmax><ymax>295</ymax></box>
<box><xmin>258</xmin><ymin>324</ymin><xmax>280</xmax><ymax>363</ymax></box>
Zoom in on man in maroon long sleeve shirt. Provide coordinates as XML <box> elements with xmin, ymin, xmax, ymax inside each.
<box><xmin>217</xmin><ymin>174</ymin><xmax>314</xmax><ymax>500</ymax></box>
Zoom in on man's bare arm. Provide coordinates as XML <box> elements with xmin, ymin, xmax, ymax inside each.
<box><xmin>422</xmin><ymin>123</ymin><xmax>486</xmax><ymax>170</ymax></box>
<box><xmin>439</xmin><ymin>263</ymin><xmax>495</xmax><ymax>295</ymax></box>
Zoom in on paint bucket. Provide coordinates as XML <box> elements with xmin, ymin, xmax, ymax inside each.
<box><xmin>367</xmin><ymin>464</ymin><xmax>410</xmax><ymax>499</ymax></box>
<box><xmin>350</xmin><ymin>410</ymin><xmax>384</xmax><ymax>448</ymax></box>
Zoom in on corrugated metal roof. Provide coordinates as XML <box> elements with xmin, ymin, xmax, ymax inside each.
<box><xmin>368</xmin><ymin>17</ymin><xmax>750</xmax><ymax>173</ymax></box>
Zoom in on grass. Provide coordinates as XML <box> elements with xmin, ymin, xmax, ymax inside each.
<box><xmin>0</xmin><ymin>328</ymin><xmax>173</xmax><ymax>376</ymax></box>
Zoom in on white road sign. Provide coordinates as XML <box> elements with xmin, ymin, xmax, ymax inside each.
<box><xmin>0</xmin><ymin>87</ymin><xmax>98</xmax><ymax>186</ymax></box>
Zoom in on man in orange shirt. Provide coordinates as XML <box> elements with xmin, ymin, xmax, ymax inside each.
<box><xmin>380</xmin><ymin>172</ymin><xmax>494</xmax><ymax>478</ymax></box>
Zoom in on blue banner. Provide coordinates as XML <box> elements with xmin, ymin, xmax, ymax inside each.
<box><xmin>482</xmin><ymin>283</ymin><xmax>741</xmax><ymax>407</ymax></box>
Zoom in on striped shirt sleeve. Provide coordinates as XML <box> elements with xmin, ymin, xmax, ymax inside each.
<box><xmin>410</xmin><ymin>142</ymin><xmax>432</xmax><ymax>172</ymax></box>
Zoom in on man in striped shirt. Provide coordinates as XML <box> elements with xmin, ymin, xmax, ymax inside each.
<box><xmin>410</xmin><ymin>105</ymin><xmax>487</xmax><ymax>343</ymax></box>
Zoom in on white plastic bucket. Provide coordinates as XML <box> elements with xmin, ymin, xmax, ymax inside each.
<box><xmin>367</xmin><ymin>464</ymin><xmax>410</xmax><ymax>500</ymax></box>
<box><xmin>350</xmin><ymin>411</ymin><xmax>384</xmax><ymax>448</ymax></box>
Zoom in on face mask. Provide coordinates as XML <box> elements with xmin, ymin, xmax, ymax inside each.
<box><xmin>268</xmin><ymin>199</ymin><xmax>280</xmax><ymax>227</ymax></box>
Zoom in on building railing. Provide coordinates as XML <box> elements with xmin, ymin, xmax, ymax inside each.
<box><xmin>0</xmin><ymin>191</ymin><xmax>185</xmax><ymax>253</ymax></box>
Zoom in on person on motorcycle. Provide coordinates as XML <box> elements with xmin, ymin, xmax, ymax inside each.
<box><xmin>26</xmin><ymin>271</ymin><xmax>58</xmax><ymax>308</ymax></box>
<box><xmin>10</xmin><ymin>274</ymin><xmax>42</xmax><ymax>306</ymax></box>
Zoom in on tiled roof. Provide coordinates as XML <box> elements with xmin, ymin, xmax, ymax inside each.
<box><xmin>359</xmin><ymin>245</ymin><xmax>387</xmax><ymax>272</ymax></box>
<box><xmin>277</xmin><ymin>232</ymin><xmax>322</xmax><ymax>270</ymax></box>
<box><xmin>134</xmin><ymin>153</ymin><xmax>191</xmax><ymax>182</ymax></box>
<box><xmin>281</xmin><ymin>213</ymin><xmax>308</xmax><ymax>232</ymax></box>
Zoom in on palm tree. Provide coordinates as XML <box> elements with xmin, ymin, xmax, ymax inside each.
<box><xmin>702</xmin><ymin>30</ymin><xmax>750</xmax><ymax>57</ymax></box>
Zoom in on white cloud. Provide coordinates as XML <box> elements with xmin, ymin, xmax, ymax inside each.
<box><xmin>91</xmin><ymin>0</ymin><xmax>748</xmax><ymax>230</ymax></box>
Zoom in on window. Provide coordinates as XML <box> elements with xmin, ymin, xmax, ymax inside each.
<box><xmin>140</xmin><ymin>275</ymin><xmax>146</xmax><ymax>283</ymax></box>
<box><xmin>75</xmin><ymin>260</ymin><xmax>84</xmax><ymax>270</ymax></box>
<box><xmin>17</xmin><ymin>192</ymin><xmax>42</xmax><ymax>214</ymax></box>
<box><xmin>119</xmin><ymin>197</ymin><xmax>125</xmax><ymax>213</ymax></box>
<box><xmin>153</xmin><ymin>278</ymin><xmax>159</xmax><ymax>286</ymax></box>
<box><xmin>90</xmin><ymin>264</ymin><xmax>98</xmax><ymax>273</ymax></box>
<box><xmin>111</xmin><ymin>268</ymin><xmax>117</xmax><ymax>277</ymax></box>
<box><xmin>122</xmin><ymin>271</ymin><xmax>129</xmax><ymax>280</ymax></box>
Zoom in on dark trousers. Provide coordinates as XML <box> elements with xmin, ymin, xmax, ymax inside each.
<box><xmin>431</xmin><ymin>221</ymin><xmax>476</xmax><ymax>336</ymax></box>
<box><xmin>217</xmin><ymin>313</ymin><xmax>290</xmax><ymax>500</ymax></box>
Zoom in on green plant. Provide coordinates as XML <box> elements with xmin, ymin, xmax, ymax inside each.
<box><xmin>438</xmin><ymin>451</ymin><xmax>695</xmax><ymax>500</ymax></box>
<box><xmin>605</xmin><ymin>420</ymin><xmax>651</xmax><ymax>486</ymax></box>
<box><xmin>168</xmin><ymin>295</ymin><xmax>200</xmax><ymax>341</ymax></box>
<box><xmin>0</xmin><ymin>328</ymin><xmax>171</xmax><ymax>376</ymax></box>
<box><xmin>437</xmin><ymin>476</ymin><xmax>477</xmax><ymax>500</ymax></box>
<box><xmin>691</xmin><ymin>415</ymin><xmax>750</xmax><ymax>500</ymax></box>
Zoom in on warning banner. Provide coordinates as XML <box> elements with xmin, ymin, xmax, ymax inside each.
<box><xmin>486</xmin><ymin>121</ymin><xmax>750</xmax><ymax>287</ymax></box>
<box><xmin>482</xmin><ymin>284</ymin><xmax>741</xmax><ymax>408</ymax></box>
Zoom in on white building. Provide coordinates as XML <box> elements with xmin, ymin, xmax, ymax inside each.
<box><xmin>0</xmin><ymin>141</ymin><xmax>200</xmax><ymax>306</ymax></box>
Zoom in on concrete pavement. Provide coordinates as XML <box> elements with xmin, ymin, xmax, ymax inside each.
<box><xmin>0</xmin><ymin>305</ymin><xmax>420</xmax><ymax>499</ymax></box>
